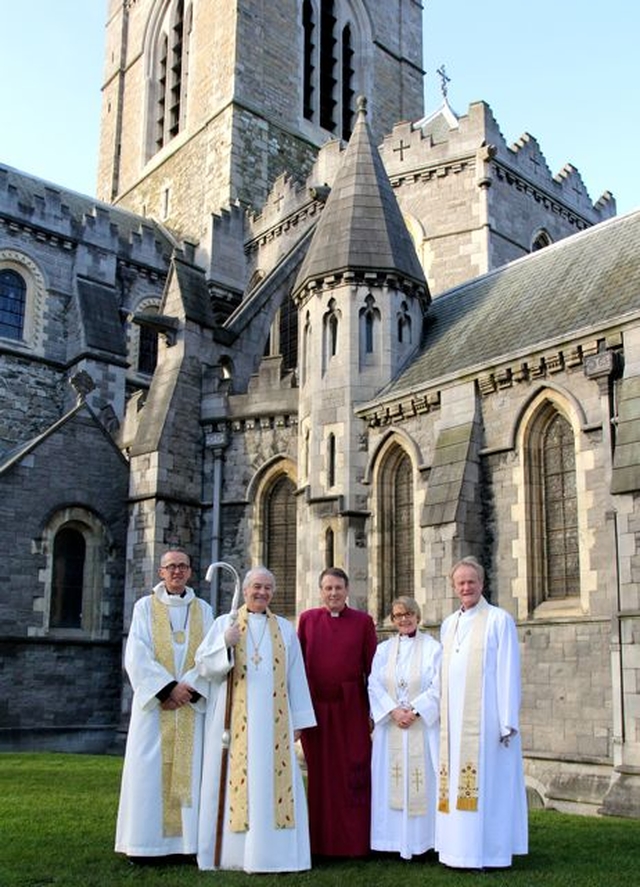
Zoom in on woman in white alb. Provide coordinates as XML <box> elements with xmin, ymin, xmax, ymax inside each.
<box><xmin>368</xmin><ymin>596</ymin><xmax>441</xmax><ymax>860</ymax></box>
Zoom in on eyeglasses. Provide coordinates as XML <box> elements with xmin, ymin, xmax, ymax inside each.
<box><xmin>391</xmin><ymin>612</ymin><xmax>415</xmax><ymax>621</ymax></box>
<box><xmin>161</xmin><ymin>563</ymin><xmax>190</xmax><ymax>572</ymax></box>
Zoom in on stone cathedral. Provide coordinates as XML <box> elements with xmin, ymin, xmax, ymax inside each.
<box><xmin>1</xmin><ymin>0</ymin><xmax>639</xmax><ymax>817</ymax></box>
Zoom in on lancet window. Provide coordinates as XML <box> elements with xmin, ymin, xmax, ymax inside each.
<box><xmin>302</xmin><ymin>0</ymin><xmax>356</xmax><ymax>140</ymax></box>
<box><xmin>153</xmin><ymin>1</ymin><xmax>192</xmax><ymax>153</ymax></box>
<box><xmin>378</xmin><ymin>447</ymin><xmax>415</xmax><ymax>620</ymax></box>
<box><xmin>263</xmin><ymin>474</ymin><xmax>297</xmax><ymax>616</ymax></box>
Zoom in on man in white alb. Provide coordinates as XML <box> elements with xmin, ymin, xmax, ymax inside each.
<box><xmin>436</xmin><ymin>556</ymin><xmax>528</xmax><ymax>870</ymax></box>
<box><xmin>115</xmin><ymin>549</ymin><xmax>213</xmax><ymax>861</ymax></box>
<box><xmin>195</xmin><ymin>567</ymin><xmax>316</xmax><ymax>872</ymax></box>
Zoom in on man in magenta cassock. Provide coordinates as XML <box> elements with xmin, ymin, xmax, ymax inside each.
<box><xmin>298</xmin><ymin>567</ymin><xmax>378</xmax><ymax>858</ymax></box>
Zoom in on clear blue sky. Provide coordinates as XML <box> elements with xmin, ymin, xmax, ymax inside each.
<box><xmin>1</xmin><ymin>0</ymin><xmax>638</xmax><ymax>215</ymax></box>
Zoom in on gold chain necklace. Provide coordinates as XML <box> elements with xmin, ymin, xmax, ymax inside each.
<box><xmin>172</xmin><ymin>603</ymin><xmax>190</xmax><ymax>644</ymax></box>
<box><xmin>246</xmin><ymin>613</ymin><xmax>269</xmax><ymax>668</ymax></box>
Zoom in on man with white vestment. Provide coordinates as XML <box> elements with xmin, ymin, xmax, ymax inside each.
<box><xmin>196</xmin><ymin>567</ymin><xmax>316</xmax><ymax>872</ymax></box>
<box><xmin>436</xmin><ymin>556</ymin><xmax>528</xmax><ymax>870</ymax></box>
<box><xmin>115</xmin><ymin>549</ymin><xmax>213</xmax><ymax>860</ymax></box>
<box><xmin>368</xmin><ymin>596</ymin><xmax>441</xmax><ymax>860</ymax></box>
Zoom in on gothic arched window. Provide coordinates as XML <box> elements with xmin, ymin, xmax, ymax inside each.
<box><xmin>397</xmin><ymin>301</ymin><xmax>412</xmax><ymax>345</ymax></box>
<box><xmin>263</xmin><ymin>475</ymin><xmax>297</xmax><ymax>616</ymax></box>
<box><xmin>0</xmin><ymin>269</ymin><xmax>26</xmax><ymax>340</ymax></box>
<box><xmin>526</xmin><ymin>403</ymin><xmax>580</xmax><ymax>610</ymax></box>
<box><xmin>278</xmin><ymin>293</ymin><xmax>299</xmax><ymax>372</ymax></box>
<box><xmin>43</xmin><ymin>509</ymin><xmax>107</xmax><ymax>636</ymax></box>
<box><xmin>542</xmin><ymin>413</ymin><xmax>579</xmax><ymax>599</ymax></box>
<box><xmin>359</xmin><ymin>294</ymin><xmax>380</xmax><ymax>365</ymax></box>
<box><xmin>138</xmin><ymin>308</ymin><xmax>159</xmax><ymax>375</ymax></box>
<box><xmin>153</xmin><ymin>1</ymin><xmax>192</xmax><ymax>154</ymax></box>
<box><xmin>378</xmin><ymin>448</ymin><xmax>415</xmax><ymax>620</ymax></box>
<box><xmin>302</xmin><ymin>0</ymin><xmax>357</xmax><ymax>140</ymax></box>
<box><xmin>322</xmin><ymin>299</ymin><xmax>340</xmax><ymax>372</ymax></box>
<box><xmin>50</xmin><ymin>527</ymin><xmax>86</xmax><ymax>629</ymax></box>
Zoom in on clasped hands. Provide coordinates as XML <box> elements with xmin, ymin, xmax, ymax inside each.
<box><xmin>160</xmin><ymin>681</ymin><xmax>196</xmax><ymax>710</ymax></box>
<box><xmin>391</xmin><ymin>706</ymin><xmax>418</xmax><ymax>729</ymax></box>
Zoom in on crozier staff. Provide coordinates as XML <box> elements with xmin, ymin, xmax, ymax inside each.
<box><xmin>435</xmin><ymin>556</ymin><xmax>528</xmax><ymax>870</ymax></box>
<box><xmin>195</xmin><ymin>567</ymin><xmax>316</xmax><ymax>873</ymax></box>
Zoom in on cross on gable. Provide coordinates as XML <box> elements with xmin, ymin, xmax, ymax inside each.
<box><xmin>393</xmin><ymin>139</ymin><xmax>410</xmax><ymax>162</ymax></box>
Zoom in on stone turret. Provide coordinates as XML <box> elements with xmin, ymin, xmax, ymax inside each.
<box><xmin>293</xmin><ymin>96</ymin><xmax>429</xmax><ymax>609</ymax></box>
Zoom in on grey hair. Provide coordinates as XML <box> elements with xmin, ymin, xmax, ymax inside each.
<box><xmin>243</xmin><ymin>566</ymin><xmax>277</xmax><ymax>591</ymax></box>
<box><xmin>450</xmin><ymin>556</ymin><xmax>485</xmax><ymax>584</ymax></box>
<box><xmin>390</xmin><ymin>595</ymin><xmax>421</xmax><ymax>621</ymax></box>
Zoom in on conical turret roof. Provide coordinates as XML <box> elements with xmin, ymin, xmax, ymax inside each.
<box><xmin>294</xmin><ymin>97</ymin><xmax>428</xmax><ymax>301</ymax></box>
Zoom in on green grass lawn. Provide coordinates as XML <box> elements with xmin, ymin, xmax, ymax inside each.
<box><xmin>0</xmin><ymin>752</ymin><xmax>638</xmax><ymax>886</ymax></box>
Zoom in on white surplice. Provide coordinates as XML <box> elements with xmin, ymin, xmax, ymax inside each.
<box><xmin>435</xmin><ymin>599</ymin><xmax>528</xmax><ymax>869</ymax></box>
<box><xmin>195</xmin><ymin>612</ymin><xmax>316</xmax><ymax>872</ymax></box>
<box><xmin>115</xmin><ymin>585</ymin><xmax>213</xmax><ymax>856</ymax></box>
<box><xmin>368</xmin><ymin>631</ymin><xmax>441</xmax><ymax>859</ymax></box>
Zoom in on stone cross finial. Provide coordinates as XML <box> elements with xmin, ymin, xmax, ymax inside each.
<box><xmin>436</xmin><ymin>64</ymin><xmax>451</xmax><ymax>99</ymax></box>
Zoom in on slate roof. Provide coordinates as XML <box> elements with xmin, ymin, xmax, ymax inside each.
<box><xmin>381</xmin><ymin>207</ymin><xmax>640</xmax><ymax>399</ymax></box>
<box><xmin>293</xmin><ymin>98</ymin><xmax>428</xmax><ymax>297</ymax></box>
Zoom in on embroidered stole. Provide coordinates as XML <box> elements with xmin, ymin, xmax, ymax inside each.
<box><xmin>438</xmin><ymin>596</ymin><xmax>489</xmax><ymax>813</ymax></box>
<box><xmin>151</xmin><ymin>593</ymin><xmax>204</xmax><ymax>836</ymax></box>
<box><xmin>385</xmin><ymin>634</ymin><xmax>428</xmax><ymax>816</ymax></box>
<box><xmin>228</xmin><ymin>605</ymin><xmax>294</xmax><ymax>831</ymax></box>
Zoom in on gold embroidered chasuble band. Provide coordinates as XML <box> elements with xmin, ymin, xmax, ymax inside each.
<box><xmin>228</xmin><ymin>605</ymin><xmax>294</xmax><ymax>832</ymax></box>
<box><xmin>151</xmin><ymin>592</ymin><xmax>204</xmax><ymax>837</ymax></box>
<box><xmin>385</xmin><ymin>634</ymin><xmax>428</xmax><ymax>816</ymax></box>
<box><xmin>438</xmin><ymin>596</ymin><xmax>490</xmax><ymax>813</ymax></box>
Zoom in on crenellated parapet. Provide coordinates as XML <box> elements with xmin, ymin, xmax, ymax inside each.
<box><xmin>380</xmin><ymin>101</ymin><xmax>616</xmax><ymax>225</ymax></box>
<box><xmin>246</xmin><ymin>170</ymin><xmax>323</xmax><ymax>254</ymax></box>
<box><xmin>0</xmin><ymin>164</ymin><xmax>175</xmax><ymax>273</ymax></box>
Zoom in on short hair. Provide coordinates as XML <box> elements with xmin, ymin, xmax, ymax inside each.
<box><xmin>243</xmin><ymin>566</ymin><xmax>276</xmax><ymax>591</ymax></box>
<box><xmin>160</xmin><ymin>548</ymin><xmax>191</xmax><ymax>566</ymax></box>
<box><xmin>390</xmin><ymin>595</ymin><xmax>421</xmax><ymax>621</ymax></box>
<box><xmin>319</xmin><ymin>566</ymin><xmax>349</xmax><ymax>587</ymax></box>
<box><xmin>450</xmin><ymin>556</ymin><xmax>485</xmax><ymax>584</ymax></box>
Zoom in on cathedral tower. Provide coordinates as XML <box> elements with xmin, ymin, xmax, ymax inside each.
<box><xmin>98</xmin><ymin>0</ymin><xmax>425</xmax><ymax>243</ymax></box>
